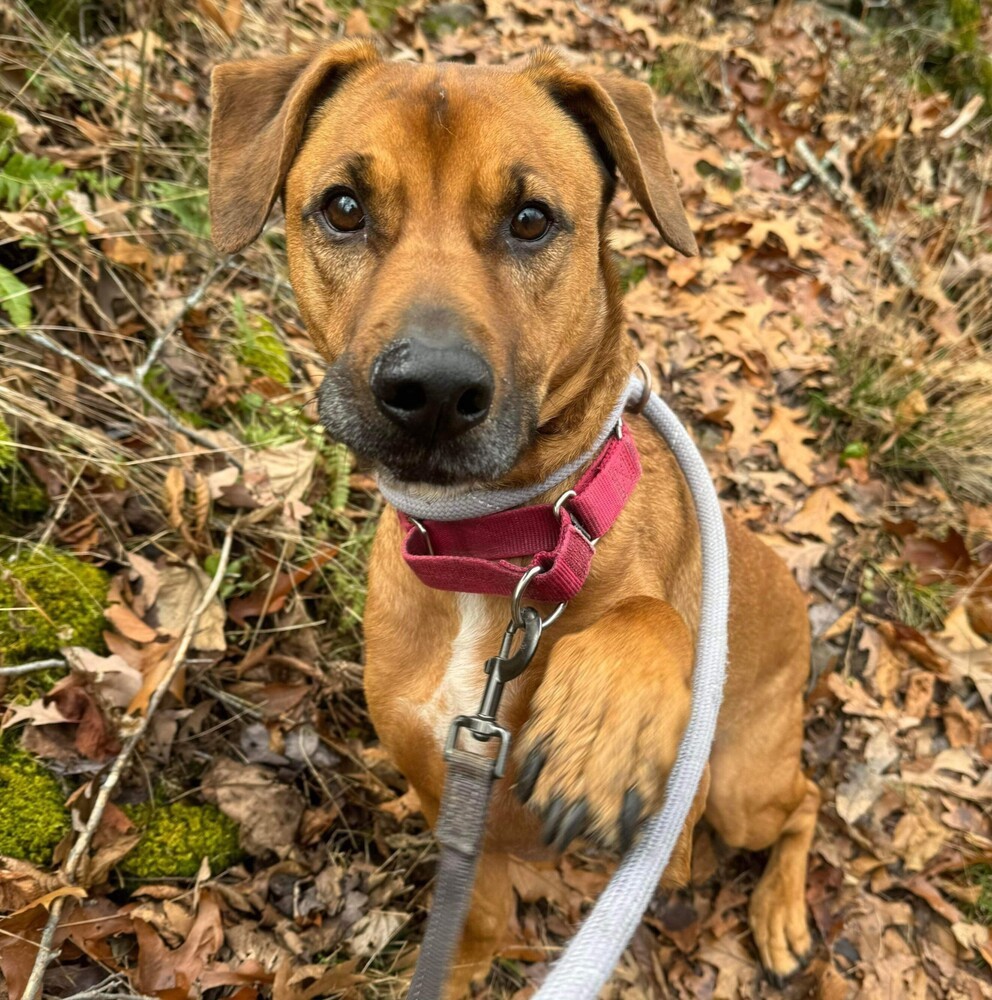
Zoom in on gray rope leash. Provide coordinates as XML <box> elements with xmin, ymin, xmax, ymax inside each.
<box><xmin>397</xmin><ymin>374</ymin><xmax>729</xmax><ymax>998</ymax></box>
<box><xmin>533</xmin><ymin>379</ymin><xmax>728</xmax><ymax>999</ymax></box>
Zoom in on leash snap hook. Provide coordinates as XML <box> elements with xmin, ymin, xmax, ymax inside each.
<box><xmin>444</xmin><ymin>608</ymin><xmax>543</xmax><ymax>779</ymax></box>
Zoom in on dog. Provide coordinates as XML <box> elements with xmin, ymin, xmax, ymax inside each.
<box><xmin>209</xmin><ymin>39</ymin><xmax>819</xmax><ymax>997</ymax></box>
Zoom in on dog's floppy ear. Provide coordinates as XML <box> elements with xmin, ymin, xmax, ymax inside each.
<box><xmin>526</xmin><ymin>53</ymin><xmax>697</xmax><ymax>256</ymax></box>
<box><xmin>209</xmin><ymin>39</ymin><xmax>380</xmax><ymax>253</ymax></box>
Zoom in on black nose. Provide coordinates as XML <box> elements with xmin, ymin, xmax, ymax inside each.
<box><xmin>370</xmin><ymin>338</ymin><xmax>494</xmax><ymax>441</ymax></box>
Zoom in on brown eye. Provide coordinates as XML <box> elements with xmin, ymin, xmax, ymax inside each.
<box><xmin>323</xmin><ymin>189</ymin><xmax>365</xmax><ymax>233</ymax></box>
<box><xmin>511</xmin><ymin>203</ymin><xmax>551</xmax><ymax>241</ymax></box>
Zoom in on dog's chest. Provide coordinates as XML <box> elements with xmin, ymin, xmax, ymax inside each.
<box><xmin>413</xmin><ymin>593</ymin><xmax>510</xmax><ymax>750</ymax></box>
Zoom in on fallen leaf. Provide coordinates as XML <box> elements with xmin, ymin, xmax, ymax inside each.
<box><xmin>762</xmin><ymin>405</ymin><xmax>819</xmax><ymax>485</ymax></box>
<box><xmin>347</xmin><ymin>910</ymin><xmax>407</xmax><ymax>958</ymax></box>
<box><xmin>201</xmin><ymin>758</ymin><xmax>305</xmax><ymax>857</ymax></box>
<box><xmin>787</xmin><ymin>486</ymin><xmax>861</xmax><ymax>541</ymax></box>
<box><xmin>151</xmin><ymin>562</ymin><xmax>227</xmax><ymax>651</ymax></box>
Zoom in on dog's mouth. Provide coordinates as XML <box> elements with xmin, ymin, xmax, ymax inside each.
<box><xmin>317</xmin><ymin>362</ymin><xmax>535</xmax><ymax>487</ymax></box>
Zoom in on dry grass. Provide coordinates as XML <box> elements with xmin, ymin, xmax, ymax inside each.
<box><xmin>823</xmin><ymin>290</ymin><xmax>992</xmax><ymax>503</ymax></box>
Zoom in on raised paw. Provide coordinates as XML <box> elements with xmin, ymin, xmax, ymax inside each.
<box><xmin>512</xmin><ymin>597</ymin><xmax>693</xmax><ymax>853</ymax></box>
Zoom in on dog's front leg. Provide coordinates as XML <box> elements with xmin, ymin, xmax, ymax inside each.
<box><xmin>442</xmin><ymin>850</ymin><xmax>513</xmax><ymax>1000</ymax></box>
<box><xmin>513</xmin><ymin>596</ymin><xmax>697</xmax><ymax>866</ymax></box>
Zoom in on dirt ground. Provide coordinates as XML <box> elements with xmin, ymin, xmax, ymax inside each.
<box><xmin>2</xmin><ymin>1</ymin><xmax>992</xmax><ymax>998</ymax></box>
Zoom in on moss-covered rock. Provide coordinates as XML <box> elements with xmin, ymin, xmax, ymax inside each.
<box><xmin>0</xmin><ymin>546</ymin><xmax>109</xmax><ymax>665</ymax></box>
<box><xmin>119</xmin><ymin>799</ymin><xmax>242</xmax><ymax>879</ymax></box>
<box><xmin>0</xmin><ymin>738</ymin><xmax>70</xmax><ymax>865</ymax></box>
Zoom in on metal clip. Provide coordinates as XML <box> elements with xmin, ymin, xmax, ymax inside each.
<box><xmin>627</xmin><ymin>361</ymin><xmax>653</xmax><ymax>415</ymax></box>
<box><xmin>407</xmin><ymin>515</ymin><xmax>433</xmax><ymax>555</ymax></box>
<box><xmin>445</xmin><ymin>607</ymin><xmax>543</xmax><ymax>778</ymax></box>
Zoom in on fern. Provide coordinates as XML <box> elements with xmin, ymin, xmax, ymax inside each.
<box><xmin>0</xmin><ymin>264</ymin><xmax>32</xmax><ymax>328</ymax></box>
<box><xmin>0</xmin><ymin>144</ymin><xmax>69</xmax><ymax>211</ymax></box>
<box><xmin>147</xmin><ymin>180</ymin><xmax>209</xmax><ymax>237</ymax></box>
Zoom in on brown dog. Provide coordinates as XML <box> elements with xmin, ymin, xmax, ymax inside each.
<box><xmin>209</xmin><ymin>40</ymin><xmax>819</xmax><ymax>997</ymax></box>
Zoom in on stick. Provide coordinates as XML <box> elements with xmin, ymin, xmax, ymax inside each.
<box><xmin>794</xmin><ymin>138</ymin><xmax>914</xmax><ymax>287</ymax></box>
<box><xmin>4</xmin><ymin>324</ymin><xmax>241</xmax><ymax>470</ymax></box>
<box><xmin>20</xmin><ymin>520</ymin><xmax>238</xmax><ymax>1000</ymax></box>
<box><xmin>135</xmin><ymin>255</ymin><xmax>232</xmax><ymax>381</ymax></box>
<box><xmin>0</xmin><ymin>658</ymin><xmax>64</xmax><ymax>678</ymax></box>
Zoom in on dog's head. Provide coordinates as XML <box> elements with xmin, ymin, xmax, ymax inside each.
<box><xmin>209</xmin><ymin>41</ymin><xmax>695</xmax><ymax>486</ymax></box>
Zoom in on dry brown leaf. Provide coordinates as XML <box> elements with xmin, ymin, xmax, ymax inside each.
<box><xmin>133</xmin><ymin>889</ymin><xmax>225</xmax><ymax>994</ymax></box>
<box><xmin>763</xmin><ymin>405</ymin><xmax>818</xmax><ymax>486</ymax></box>
<box><xmin>891</xmin><ymin>796</ymin><xmax>947</xmax><ymax>871</ymax></box>
<box><xmin>105</xmin><ymin>601</ymin><xmax>158</xmax><ymax>644</ymax></box>
<box><xmin>201</xmin><ymin>758</ymin><xmax>305</xmax><ymax>857</ymax></box>
<box><xmin>197</xmin><ymin>0</ymin><xmax>243</xmax><ymax>36</ymax></box>
<box><xmin>931</xmin><ymin>605</ymin><xmax>992</xmax><ymax>711</ymax></box>
<box><xmin>787</xmin><ymin>486</ymin><xmax>861</xmax><ymax>541</ymax></box>
<box><xmin>151</xmin><ymin>562</ymin><xmax>227</xmax><ymax>651</ymax></box>
<box><xmin>347</xmin><ymin>910</ymin><xmax>407</xmax><ymax>958</ymax></box>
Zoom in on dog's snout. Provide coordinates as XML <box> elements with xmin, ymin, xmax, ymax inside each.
<box><xmin>370</xmin><ymin>338</ymin><xmax>494</xmax><ymax>442</ymax></box>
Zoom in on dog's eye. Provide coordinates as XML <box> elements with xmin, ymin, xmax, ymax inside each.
<box><xmin>323</xmin><ymin>189</ymin><xmax>365</xmax><ymax>233</ymax></box>
<box><xmin>511</xmin><ymin>204</ymin><xmax>551</xmax><ymax>241</ymax></box>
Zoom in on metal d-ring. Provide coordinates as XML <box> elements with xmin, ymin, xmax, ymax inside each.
<box><xmin>627</xmin><ymin>361</ymin><xmax>653</xmax><ymax>415</ymax></box>
<box><xmin>553</xmin><ymin>489</ymin><xmax>576</xmax><ymax>516</ymax></box>
<box><xmin>408</xmin><ymin>515</ymin><xmax>433</xmax><ymax>556</ymax></box>
<box><xmin>511</xmin><ymin>564</ymin><xmax>567</xmax><ymax>631</ymax></box>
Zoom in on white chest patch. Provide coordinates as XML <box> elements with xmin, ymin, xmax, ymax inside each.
<box><xmin>419</xmin><ymin>593</ymin><xmax>493</xmax><ymax>749</ymax></box>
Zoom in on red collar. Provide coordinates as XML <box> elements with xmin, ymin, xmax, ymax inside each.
<box><xmin>397</xmin><ymin>425</ymin><xmax>642</xmax><ymax>604</ymax></box>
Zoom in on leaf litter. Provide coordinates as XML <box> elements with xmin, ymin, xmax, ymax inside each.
<box><xmin>1</xmin><ymin>0</ymin><xmax>992</xmax><ymax>998</ymax></box>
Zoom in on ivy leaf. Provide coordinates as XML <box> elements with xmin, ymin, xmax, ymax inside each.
<box><xmin>0</xmin><ymin>264</ymin><xmax>32</xmax><ymax>328</ymax></box>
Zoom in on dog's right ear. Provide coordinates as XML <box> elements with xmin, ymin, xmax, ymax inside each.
<box><xmin>209</xmin><ymin>39</ymin><xmax>379</xmax><ymax>254</ymax></box>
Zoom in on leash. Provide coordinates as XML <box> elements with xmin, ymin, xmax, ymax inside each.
<box><xmin>397</xmin><ymin>369</ymin><xmax>729</xmax><ymax>1000</ymax></box>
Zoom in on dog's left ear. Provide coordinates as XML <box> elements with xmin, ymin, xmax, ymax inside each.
<box><xmin>526</xmin><ymin>53</ymin><xmax>697</xmax><ymax>256</ymax></box>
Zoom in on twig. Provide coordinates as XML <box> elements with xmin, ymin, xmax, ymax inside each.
<box><xmin>3</xmin><ymin>323</ymin><xmax>242</xmax><ymax>470</ymax></box>
<box><xmin>135</xmin><ymin>255</ymin><xmax>232</xmax><ymax>381</ymax></box>
<box><xmin>20</xmin><ymin>519</ymin><xmax>238</xmax><ymax>1000</ymax></box>
<box><xmin>794</xmin><ymin>138</ymin><xmax>914</xmax><ymax>287</ymax></box>
<box><xmin>0</xmin><ymin>658</ymin><xmax>65</xmax><ymax>678</ymax></box>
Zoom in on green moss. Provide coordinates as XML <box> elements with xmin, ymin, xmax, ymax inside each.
<box><xmin>119</xmin><ymin>799</ymin><xmax>242</xmax><ymax>879</ymax></box>
<box><xmin>0</xmin><ymin>421</ymin><xmax>49</xmax><ymax>524</ymax></box>
<box><xmin>421</xmin><ymin>3</ymin><xmax>478</xmax><ymax>38</ymax></box>
<box><xmin>141</xmin><ymin>365</ymin><xmax>212</xmax><ymax>429</ymax></box>
<box><xmin>0</xmin><ymin>417</ymin><xmax>15</xmax><ymax>468</ymax></box>
<box><xmin>0</xmin><ymin>546</ymin><xmax>109</xmax><ymax>665</ymax></box>
<box><xmin>232</xmin><ymin>297</ymin><xmax>292</xmax><ymax>386</ymax></box>
<box><xmin>964</xmin><ymin>864</ymin><xmax>992</xmax><ymax>924</ymax></box>
<box><xmin>649</xmin><ymin>45</ymin><xmax>718</xmax><ymax>107</ymax></box>
<box><xmin>0</xmin><ymin>738</ymin><xmax>70</xmax><ymax>865</ymax></box>
<box><xmin>325</xmin><ymin>0</ymin><xmax>403</xmax><ymax>32</ymax></box>
<box><xmin>617</xmin><ymin>258</ymin><xmax>647</xmax><ymax>293</ymax></box>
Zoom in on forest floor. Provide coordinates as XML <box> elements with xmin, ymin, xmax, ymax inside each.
<box><xmin>2</xmin><ymin>1</ymin><xmax>992</xmax><ymax>998</ymax></box>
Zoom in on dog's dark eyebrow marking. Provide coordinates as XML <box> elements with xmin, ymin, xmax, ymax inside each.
<box><xmin>302</xmin><ymin>153</ymin><xmax>374</xmax><ymax>218</ymax></box>
<box><xmin>503</xmin><ymin>163</ymin><xmax>573</xmax><ymax>233</ymax></box>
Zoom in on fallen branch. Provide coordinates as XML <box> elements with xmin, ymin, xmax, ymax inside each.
<box><xmin>0</xmin><ymin>658</ymin><xmax>65</xmax><ymax>678</ymax></box>
<box><xmin>794</xmin><ymin>138</ymin><xmax>914</xmax><ymax>287</ymax></box>
<box><xmin>20</xmin><ymin>518</ymin><xmax>238</xmax><ymax>1000</ymax></box>
<box><xmin>135</xmin><ymin>255</ymin><xmax>232</xmax><ymax>381</ymax></box>
<box><xmin>3</xmin><ymin>323</ymin><xmax>242</xmax><ymax>470</ymax></box>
